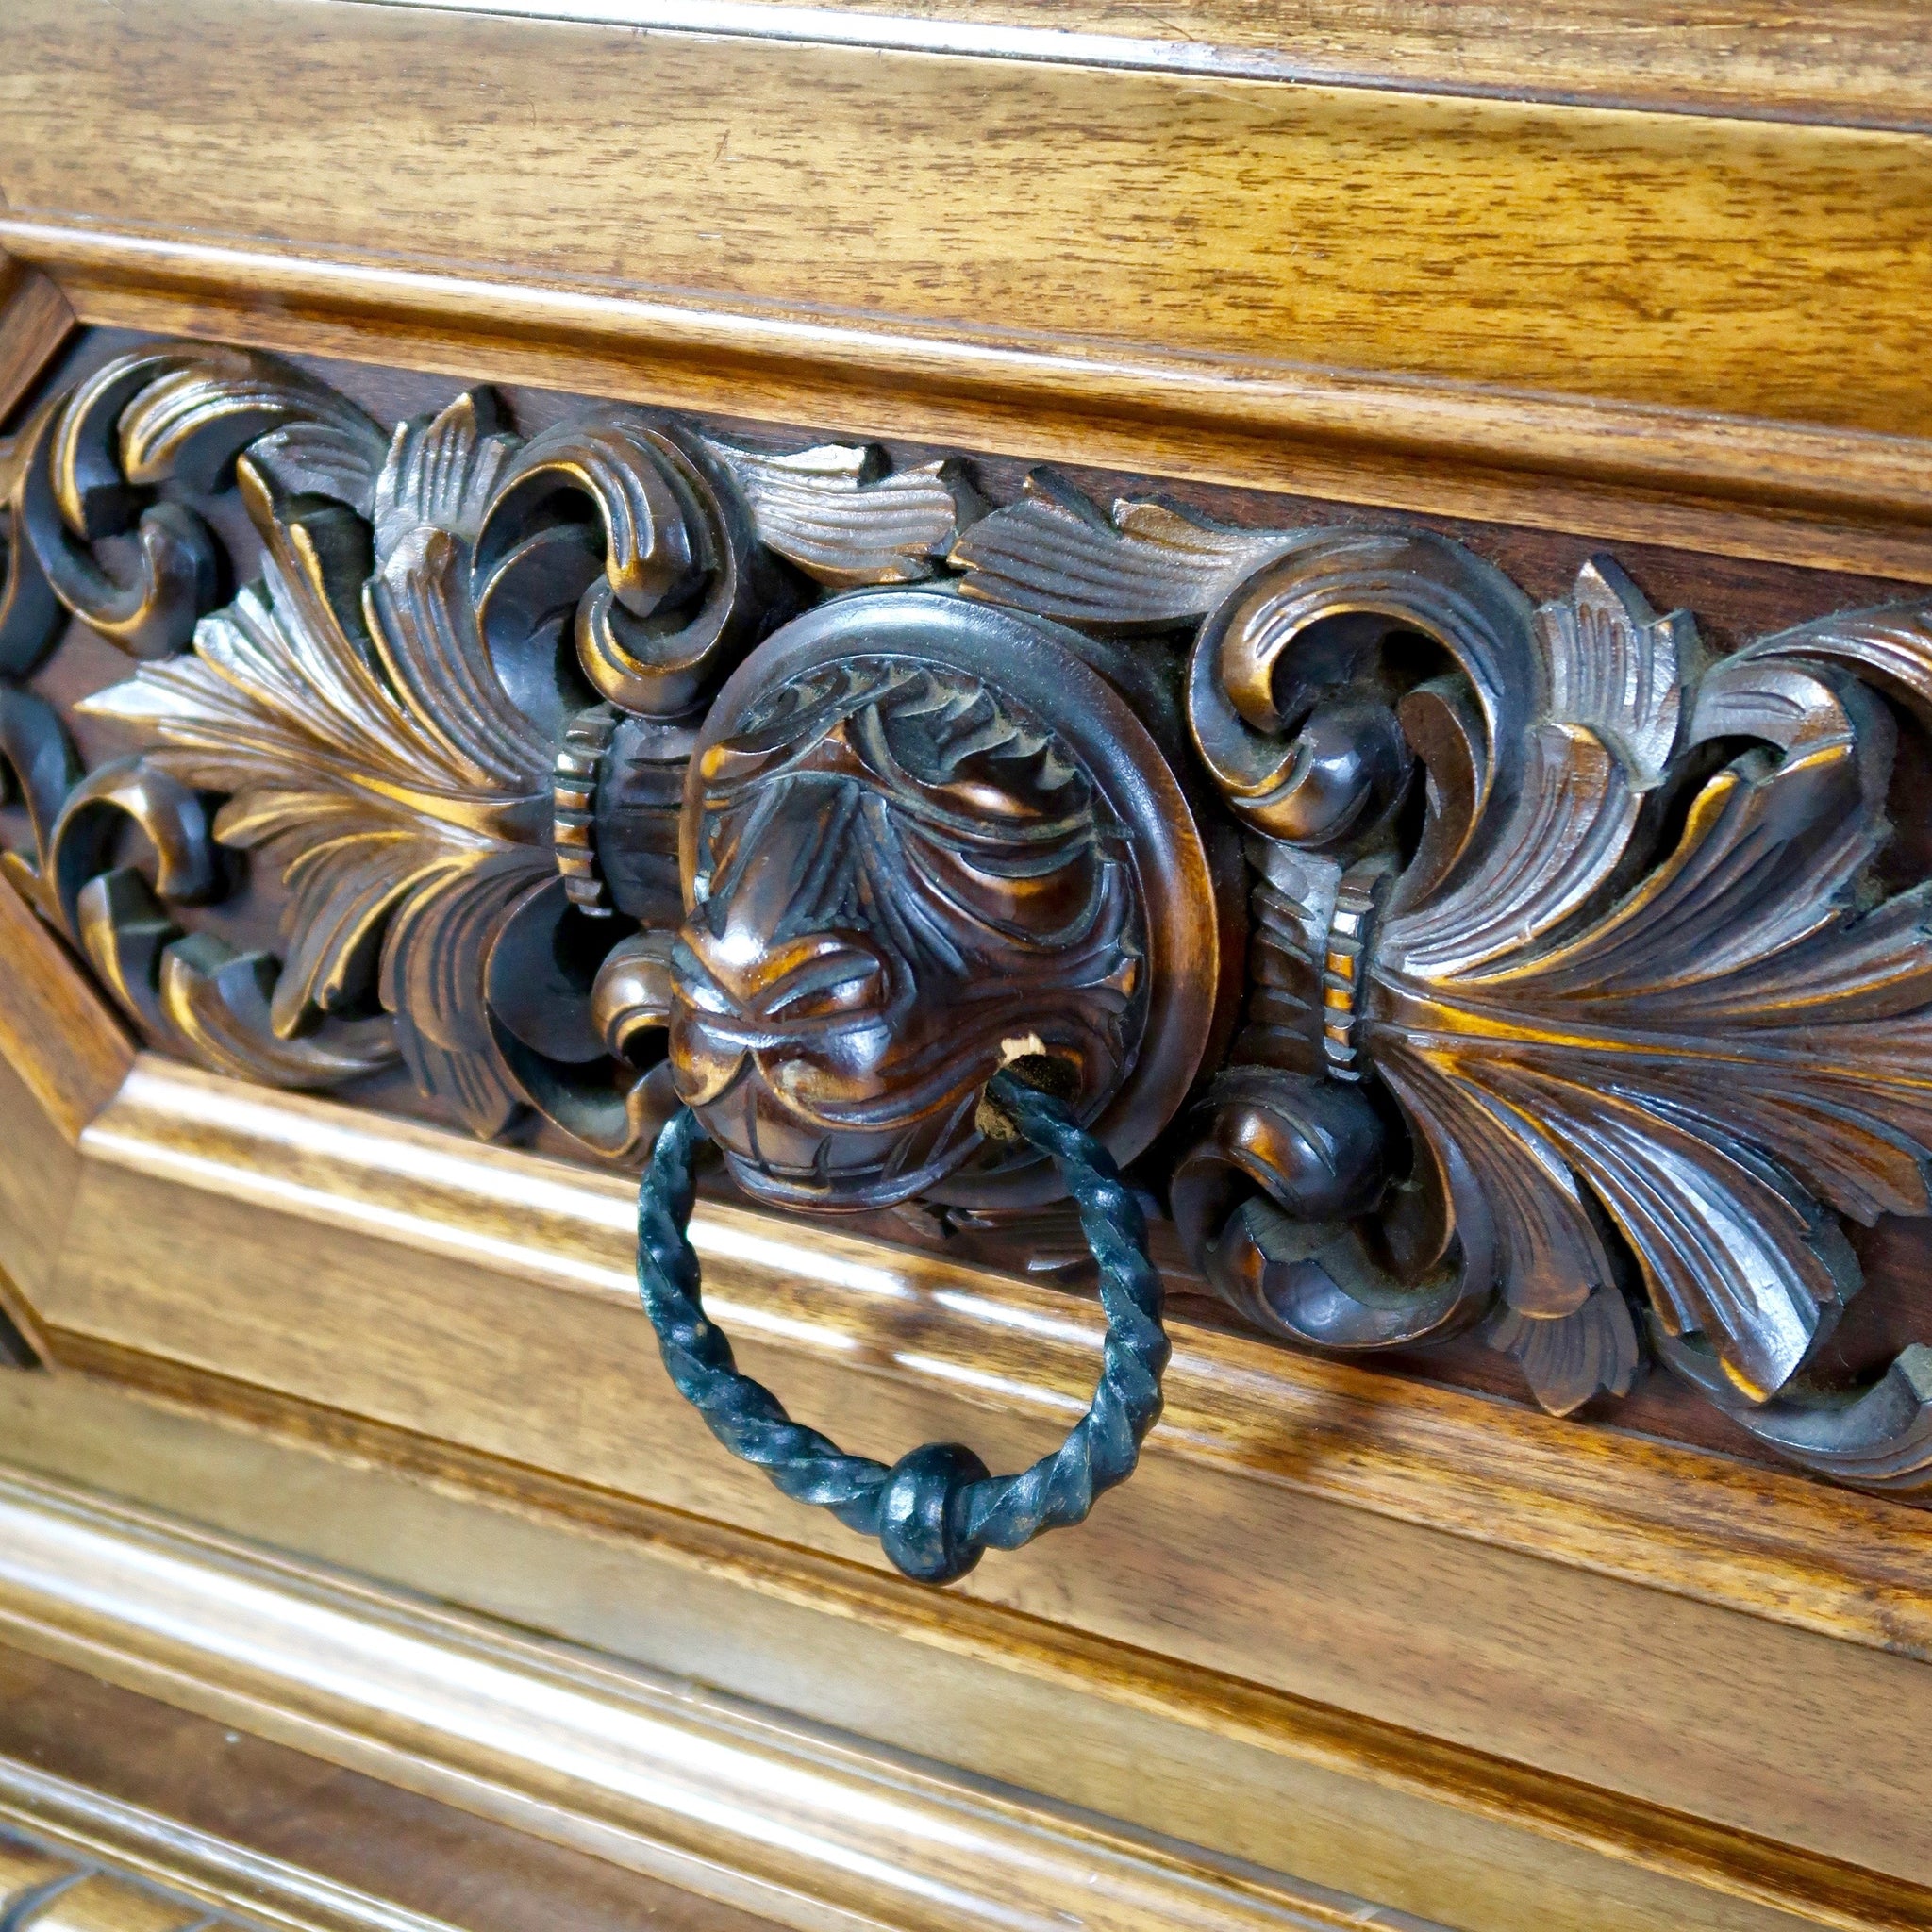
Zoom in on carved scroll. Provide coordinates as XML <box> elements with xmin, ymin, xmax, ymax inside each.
<box><xmin>8</xmin><ymin>339</ymin><xmax>1932</xmax><ymax>1492</ymax></box>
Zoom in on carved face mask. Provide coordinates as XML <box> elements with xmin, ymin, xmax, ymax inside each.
<box><xmin>672</xmin><ymin>659</ymin><xmax>1142</xmax><ymax>1209</ymax></box>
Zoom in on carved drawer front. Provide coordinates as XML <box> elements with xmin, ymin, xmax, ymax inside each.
<box><xmin>5</xmin><ymin>335</ymin><xmax>1932</xmax><ymax>1516</ymax></box>
<box><xmin>5</xmin><ymin>5</ymin><xmax>1932</xmax><ymax>1926</ymax></box>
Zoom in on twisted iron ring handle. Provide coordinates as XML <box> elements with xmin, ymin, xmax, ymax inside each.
<box><xmin>635</xmin><ymin>1067</ymin><xmax>1170</xmax><ymax>1583</ymax></box>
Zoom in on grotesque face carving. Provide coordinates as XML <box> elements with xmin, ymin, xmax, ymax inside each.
<box><xmin>671</xmin><ymin>657</ymin><xmax>1145</xmax><ymax>1209</ymax></box>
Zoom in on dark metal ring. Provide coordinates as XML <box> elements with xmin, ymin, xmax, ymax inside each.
<box><xmin>634</xmin><ymin>1067</ymin><xmax>1170</xmax><ymax>1583</ymax></box>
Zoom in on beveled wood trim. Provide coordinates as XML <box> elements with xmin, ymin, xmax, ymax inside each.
<box><xmin>0</xmin><ymin>1470</ymin><xmax>1442</xmax><ymax>1932</ymax></box>
<box><xmin>0</xmin><ymin>1761</ymin><xmax>465</xmax><ymax>1932</ymax></box>
<box><xmin>0</xmin><ymin>1266</ymin><xmax>52</xmax><ymax>1369</ymax></box>
<box><xmin>0</xmin><ymin>888</ymin><xmax>134</xmax><ymax>1153</ymax></box>
<box><xmin>1</xmin><ymin>1461</ymin><xmax>1926</xmax><ymax>1932</ymax></box>
<box><xmin>0</xmin><ymin>846</ymin><xmax>1928</xmax><ymax>1670</ymax></box>
<box><xmin>355</xmin><ymin>0</ymin><xmax>1932</xmax><ymax>129</ymax></box>
<box><xmin>14</xmin><ymin>1349</ymin><xmax>1928</xmax><ymax>1932</ymax></box>
<box><xmin>65</xmin><ymin>1052</ymin><xmax>1932</xmax><ymax>1668</ymax></box>
<box><xmin>0</xmin><ymin>260</ymin><xmax>74</xmax><ymax>426</ymax></box>
<box><xmin>21</xmin><ymin>223</ymin><xmax>1932</xmax><ymax>591</ymax></box>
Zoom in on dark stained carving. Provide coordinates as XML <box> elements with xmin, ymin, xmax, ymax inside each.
<box><xmin>705</xmin><ymin>436</ymin><xmax>977</xmax><ymax>589</ymax></box>
<box><xmin>2</xmin><ymin>343</ymin><xmax>385</xmax><ymax>672</ymax></box>
<box><xmin>952</xmin><ymin>470</ymin><xmax>1296</xmax><ymax>633</ymax></box>
<box><xmin>665</xmin><ymin>592</ymin><xmax>1237</xmax><ymax>1212</ymax></box>
<box><xmin>8</xmin><ymin>341</ymin><xmax>1932</xmax><ymax>1493</ymax></box>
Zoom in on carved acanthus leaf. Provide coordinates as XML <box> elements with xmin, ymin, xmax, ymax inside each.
<box><xmin>14</xmin><ymin>336</ymin><xmax>1932</xmax><ymax>1495</ymax></box>
<box><xmin>951</xmin><ymin>471</ymin><xmax>1300</xmax><ymax>632</ymax></box>
<box><xmin>79</xmin><ymin>391</ymin><xmax>558</xmax><ymax>1124</ymax></box>
<box><xmin>704</xmin><ymin>437</ymin><xmax>974</xmax><ymax>589</ymax></box>
<box><xmin>1489</xmin><ymin>1288</ymin><xmax>1641</xmax><ymax>1418</ymax></box>
<box><xmin>1372</xmin><ymin>566</ymin><xmax>1932</xmax><ymax>1401</ymax></box>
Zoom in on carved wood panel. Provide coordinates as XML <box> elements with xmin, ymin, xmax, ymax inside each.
<box><xmin>7</xmin><ymin>332</ymin><xmax>1932</xmax><ymax>1493</ymax></box>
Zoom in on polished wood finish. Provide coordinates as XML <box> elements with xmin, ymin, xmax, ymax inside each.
<box><xmin>8</xmin><ymin>2</ymin><xmax>1932</xmax><ymax>1924</ymax></box>
<box><xmin>0</xmin><ymin>1653</ymin><xmax>783</xmax><ymax>1932</ymax></box>
<box><xmin>0</xmin><ymin>884</ymin><xmax>133</xmax><ymax>1149</ymax></box>
<box><xmin>369</xmin><ymin>0</ymin><xmax>1932</xmax><ymax>125</ymax></box>
<box><xmin>5</xmin><ymin>1373</ymin><xmax>1931</xmax><ymax>1932</ymax></box>
<box><xmin>7</xmin><ymin>4</ymin><xmax>1932</xmax><ymax>583</ymax></box>
<box><xmin>47</xmin><ymin>1051</ymin><xmax>1932</xmax><ymax>1661</ymax></box>
<box><xmin>8</xmin><ymin>1050</ymin><xmax>1930</xmax><ymax>1917</ymax></box>
<box><xmin>0</xmin><ymin>1466</ymin><xmax>1462</xmax><ymax>1932</ymax></box>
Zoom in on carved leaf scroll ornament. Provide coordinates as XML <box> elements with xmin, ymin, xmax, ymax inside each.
<box><xmin>953</xmin><ymin>476</ymin><xmax>1932</xmax><ymax>1488</ymax></box>
<box><xmin>8</xmin><ymin>339</ymin><xmax>1932</xmax><ymax>1494</ymax></box>
<box><xmin>0</xmin><ymin>344</ymin><xmax>978</xmax><ymax>1153</ymax></box>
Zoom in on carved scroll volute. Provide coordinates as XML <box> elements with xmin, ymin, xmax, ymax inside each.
<box><xmin>1185</xmin><ymin>529</ymin><xmax>1536</xmax><ymax>850</ymax></box>
<box><xmin>1161</xmin><ymin>534</ymin><xmax>1541</xmax><ymax>1355</ymax></box>
<box><xmin>475</xmin><ymin>417</ymin><xmax>791</xmax><ymax>722</ymax></box>
<box><xmin>658</xmin><ymin>591</ymin><xmax>1241</xmax><ymax>1213</ymax></box>
<box><xmin>2</xmin><ymin>344</ymin><xmax>387</xmax><ymax>671</ymax></box>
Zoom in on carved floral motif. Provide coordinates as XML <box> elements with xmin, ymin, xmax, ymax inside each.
<box><xmin>959</xmin><ymin>492</ymin><xmax>1932</xmax><ymax>1489</ymax></box>
<box><xmin>6</xmin><ymin>338</ymin><xmax>1932</xmax><ymax>1491</ymax></box>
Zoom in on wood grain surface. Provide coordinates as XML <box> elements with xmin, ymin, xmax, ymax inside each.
<box><xmin>58</xmin><ymin>1054</ymin><xmax>1932</xmax><ymax>1664</ymax></box>
<box><xmin>0</xmin><ymin>1055</ymin><xmax>85</xmax><ymax>1317</ymax></box>
<box><xmin>0</xmin><ymin>1650</ymin><xmax>787</xmax><ymax>1932</ymax></box>
<box><xmin>0</xmin><ymin>1469</ymin><xmax>1486</xmax><ymax>1932</ymax></box>
<box><xmin>5</xmin><ymin>1365</ymin><xmax>1924</xmax><ymax>1932</ymax></box>
<box><xmin>6</xmin><ymin>1</ymin><xmax>1932</xmax><ymax>582</ymax></box>
<box><xmin>358</xmin><ymin>0</ymin><xmax>1932</xmax><ymax>127</ymax></box>
<box><xmin>7</xmin><ymin>12</ymin><xmax>1932</xmax><ymax>1917</ymax></box>
<box><xmin>0</xmin><ymin>1053</ymin><xmax>1915</xmax><ymax>1909</ymax></box>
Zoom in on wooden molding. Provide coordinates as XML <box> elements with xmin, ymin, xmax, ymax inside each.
<box><xmin>0</xmin><ymin>677</ymin><xmax>1927</xmax><ymax>1672</ymax></box>
<box><xmin>0</xmin><ymin>1469</ymin><xmax>1455</xmax><ymax>1932</ymax></box>
<box><xmin>0</xmin><ymin>1641</ymin><xmax>796</xmax><ymax>1932</ymax></box>
<box><xmin>3</xmin><ymin>1462</ymin><xmax>1930</xmax><ymax>1932</ymax></box>
<box><xmin>8</xmin><ymin>7</ymin><xmax>1932</xmax><ymax>1917</ymax></box>
<box><xmin>9</xmin><ymin>342</ymin><xmax>1932</xmax><ymax>1500</ymax></box>
<box><xmin>21</xmin><ymin>222</ymin><xmax>1932</xmax><ymax>589</ymax></box>
<box><xmin>15</xmin><ymin>1366</ymin><xmax>1932</xmax><ymax>1932</ymax></box>
<box><xmin>0</xmin><ymin>260</ymin><xmax>75</xmax><ymax>428</ymax></box>
<box><xmin>351</xmin><ymin>0</ymin><xmax>1932</xmax><ymax>129</ymax></box>
<box><xmin>0</xmin><ymin>888</ymin><xmax>134</xmax><ymax>1153</ymax></box>
<box><xmin>57</xmin><ymin>1053</ymin><xmax>1932</xmax><ymax>1666</ymax></box>
<box><xmin>0</xmin><ymin>1767</ymin><xmax>466</xmax><ymax>1932</ymax></box>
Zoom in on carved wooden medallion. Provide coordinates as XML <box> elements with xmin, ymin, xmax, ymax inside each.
<box><xmin>664</xmin><ymin>591</ymin><xmax>1237</xmax><ymax>1211</ymax></box>
<box><xmin>7</xmin><ymin>335</ymin><xmax>1932</xmax><ymax>1492</ymax></box>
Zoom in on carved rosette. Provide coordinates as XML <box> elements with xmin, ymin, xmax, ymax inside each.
<box><xmin>8</xmin><ymin>336</ymin><xmax>1932</xmax><ymax>1492</ymax></box>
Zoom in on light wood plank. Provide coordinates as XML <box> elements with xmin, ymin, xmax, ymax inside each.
<box><xmin>70</xmin><ymin>1055</ymin><xmax>1932</xmax><ymax>1663</ymax></box>
<box><xmin>20</xmin><ymin>1057</ymin><xmax>1932</xmax><ymax>1903</ymax></box>
<box><xmin>0</xmin><ymin>1368</ymin><xmax>1897</xmax><ymax>1932</ymax></box>
<box><xmin>362</xmin><ymin>0</ymin><xmax>1932</xmax><ymax>128</ymax></box>
<box><xmin>6</xmin><ymin>0</ymin><xmax>1932</xmax><ymax>582</ymax></box>
<box><xmin>0</xmin><ymin>1467</ymin><xmax>1479</xmax><ymax>1932</ymax></box>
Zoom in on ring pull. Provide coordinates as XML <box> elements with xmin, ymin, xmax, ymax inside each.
<box><xmin>635</xmin><ymin>1062</ymin><xmax>1170</xmax><ymax>1584</ymax></box>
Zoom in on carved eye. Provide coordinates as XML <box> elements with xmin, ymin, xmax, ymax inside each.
<box><xmin>755</xmin><ymin>940</ymin><xmax>890</xmax><ymax>1023</ymax></box>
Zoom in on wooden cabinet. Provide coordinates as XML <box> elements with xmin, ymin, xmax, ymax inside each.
<box><xmin>2</xmin><ymin>6</ymin><xmax>1930</xmax><ymax>1926</ymax></box>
